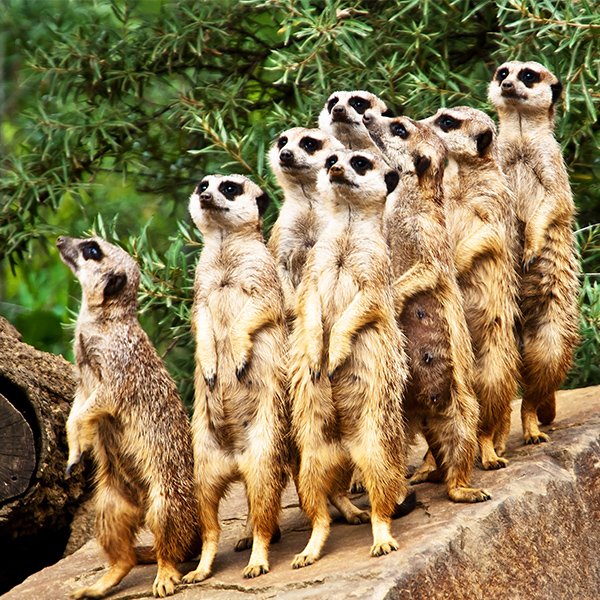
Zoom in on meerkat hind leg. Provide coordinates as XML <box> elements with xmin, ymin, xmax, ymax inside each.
<box><xmin>329</xmin><ymin>462</ymin><xmax>370</xmax><ymax>524</ymax></box>
<box><xmin>479</xmin><ymin>432</ymin><xmax>509</xmax><ymax>470</ymax></box>
<box><xmin>410</xmin><ymin>449</ymin><xmax>443</xmax><ymax>484</ymax></box>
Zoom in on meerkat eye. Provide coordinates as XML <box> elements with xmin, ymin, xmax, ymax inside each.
<box><xmin>299</xmin><ymin>136</ymin><xmax>323</xmax><ymax>155</ymax></box>
<box><xmin>197</xmin><ymin>180</ymin><xmax>209</xmax><ymax>193</ymax></box>
<box><xmin>327</xmin><ymin>97</ymin><xmax>339</xmax><ymax>113</ymax></box>
<box><xmin>218</xmin><ymin>181</ymin><xmax>244</xmax><ymax>200</ymax></box>
<box><xmin>518</xmin><ymin>68</ymin><xmax>541</xmax><ymax>87</ymax></box>
<box><xmin>390</xmin><ymin>122</ymin><xmax>409</xmax><ymax>139</ymax></box>
<box><xmin>435</xmin><ymin>115</ymin><xmax>462</xmax><ymax>133</ymax></box>
<box><xmin>496</xmin><ymin>67</ymin><xmax>509</xmax><ymax>82</ymax></box>
<box><xmin>80</xmin><ymin>241</ymin><xmax>103</xmax><ymax>262</ymax></box>
<box><xmin>350</xmin><ymin>155</ymin><xmax>373</xmax><ymax>175</ymax></box>
<box><xmin>325</xmin><ymin>155</ymin><xmax>338</xmax><ymax>171</ymax></box>
<box><xmin>349</xmin><ymin>96</ymin><xmax>371</xmax><ymax>115</ymax></box>
<box><xmin>277</xmin><ymin>136</ymin><xmax>288</xmax><ymax>150</ymax></box>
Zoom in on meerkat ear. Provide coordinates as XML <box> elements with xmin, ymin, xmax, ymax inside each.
<box><xmin>382</xmin><ymin>106</ymin><xmax>394</xmax><ymax>117</ymax></box>
<box><xmin>256</xmin><ymin>192</ymin><xmax>271</xmax><ymax>217</ymax></box>
<box><xmin>476</xmin><ymin>129</ymin><xmax>494</xmax><ymax>156</ymax></box>
<box><xmin>103</xmin><ymin>272</ymin><xmax>128</xmax><ymax>298</ymax></box>
<box><xmin>414</xmin><ymin>154</ymin><xmax>432</xmax><ymax>176</ymax></box>
<box><xmin>384</xmin><ymin>170</ymin><xmax>400</xmax><ymax>194</ymax></box>
<box><xmin>550</xmin><ymin>80</ymin><xmax>563</xmax><ymax>105</ymax></box>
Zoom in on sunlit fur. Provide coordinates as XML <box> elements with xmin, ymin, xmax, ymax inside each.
<box><xmin>184</xmin><ymin>175</ymin><xmax>289</xmax><ymax>583</ymax></box>
<box><xmin>57</xmin><ymin>236</ymin><xmax>199</xmax><ymax>599</ymax></box>
<box><xmin>363</xmin><ymin>112</ymin><xmax>491</xmax><ymax>503</ymax></box>
<box><xmin>318</xmin><ymin>90</ymin><xmax>391</xmax><ymax>154</ymax></box>
<box><xmin>422</xmin><ymin>106</ymin><xmax>520</xmax><ymax>470</ymax></box>
<box><xmin>289</xmin><ymin>149</ymin><xmax>409</xmax><ymax>568</ymax></box>
<box><xmin>489</xmin><ymin>61</ymin><xmax>580</xmax><ymax>444</ymax></box>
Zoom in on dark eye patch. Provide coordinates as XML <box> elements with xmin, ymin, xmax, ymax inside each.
<box><xmin>350</xmin><ymin>155</ymin><xmax>373</xmax><ymax>175</ymax></box>
<box><xmin>348</xmin><ymin>96</ymin><xmax>371</xmax><ymax>115</ymax></box>
<box><xmin>80</xmin><ymin>240</ymin><xmax>103</xmax><ymax>262</ymax></box>
<box><xmin>390</xmin><ymin>121</ymin><xmax>409</xmax><ymax>139</ymax></box>
<box><xmin>218</xmin><ymin>180</ymin><xmax>244</xmax><ymax>200</ymax></box>
<box><xmin>299</xmin><ymin>136</ymin><xmax>323</xmax><ymax>155</ymax></box>
<box><xmin>196</xmin><ymin>180</ymin><xmax>209</xmax><ymax>194</ymax></box>
<box><xmin>277</xmin><ymin>136</ymin><xmax>288</xmax><ymax>150</ymax></box>
<box><xmin>495</xmin><ymin>67</ymin><xmax>509</xmax><ymax>82</ymax></box>
<box><xmin>434</xmin><ymin>114</ymin><xmax>462</xmax><ymax>133</ymax></box>
<box><xmin>325</xmin><ymin>155</ymin><xmax>338</xmax><ymax>171</ymax></box>
<box><xmin>327</xmin><ymin>97</ymin><xmax>339</xmax><ymax>113</ymax></box>
<box><xmin>518</xmin><ymin>68</ymin><xmax>541</xmax><ymax>88</ymax></box>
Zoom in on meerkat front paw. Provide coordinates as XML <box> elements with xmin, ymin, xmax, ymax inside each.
<box><xmin>448</xmin><ymin>486</ymin><xmax>492</xmax><ymax>503</ymax></box>
<box><xmin>327</xmin><ymin>328</ymin><xmax>350</xmax><ymax>377</ymax></box>
<box><xmin>66</xmin><ymin>449</ymin><xmax>85</xmax><ymax>477</ymax></box>
<box><xmin>153</xmin><ymin>565</ymin><xmax>181</xmax><ymax>598</ymax></box>
<box><xmin>242</xmin><ymin>562</ymin><xmax>269</xmax><ymax>579</ymax></box>
<box><xmin>524</xmin><ymin>431</ymin><xmax>550</xmax><ymax>445</ymax></box>
<box><xmin>370</xmin><ymin>538</ymin><xmax>398</xmax><ymax>557</ymax></box>
<box><xmin>182</xmin><ymin>567</ymin><xmax>211</xmax><ymax>584</ymax></box>
<box><xmin>291</xmin><ymin>552</ymin><xmax>318</xmax><ymax>569</ymax></box>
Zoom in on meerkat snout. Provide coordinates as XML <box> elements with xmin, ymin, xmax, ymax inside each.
<box><xmin>279</xmin><ymin>148</ymin><xmax>294</xmax><ymax>163</ymax></box>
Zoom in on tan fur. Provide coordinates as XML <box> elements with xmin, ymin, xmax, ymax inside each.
<box><xmin>57</xmin><ymin>236</ymin><xmax>199</xmax><ymax>599</ymax></box>
<box><xmin>422</xmin><ymin>106</ymin><xmax>520</xmax><ymax>470</ymax></box>
<box><xmin>488</xmin><ymin>61</ymin><xmax>580</xmax><ymax>444</ymax></box>
<box><xmin>182</xmin><ymin>175</ymin><xmax>289</xmax><ymax>583</ymax></box>
<box><xmin>363</xmin><ymin>112</ymin><xmax>491</xmax><ymax>503</ymax></box>
<box><xmin>289</xmin><ymin>149</ymin><xmax>409</xmax><ymax>568</ymax></box>
<box><xmin>318</xmin><ymin>90</ymin><xmax>392</xmax><ymax>154</ymax></box>
<box><xmin>268</xmin><ymin>127</ymin><xmax>344</xmax><ymax>318</ymax></box>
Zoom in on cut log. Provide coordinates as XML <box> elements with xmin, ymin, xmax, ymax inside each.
<box><xmin>0</xmin><ymin>317</ymin><xmax>92</xmax><ymax>594</ymax></box>
<box><xmin>0</xmin><ymin>393</ymin><xmax>36</xmax><ymax>503</ymax></box>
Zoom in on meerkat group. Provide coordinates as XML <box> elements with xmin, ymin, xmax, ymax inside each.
<box><xmin>58</xmin><ymin>59</ymin><xmax>579</xmax><ymax>598</ymax></box>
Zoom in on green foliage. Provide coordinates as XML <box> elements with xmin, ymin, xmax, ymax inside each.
<box><xmin>1</xmin><ymin>0</ymin><xmax>599</xmax><ymax>404</ymax></box>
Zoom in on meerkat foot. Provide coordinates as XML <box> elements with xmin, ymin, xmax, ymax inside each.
<box><xmin>370</xmin><ymin>538</ymin><xmax>398</xmax><ymax>557</ymax></box>
<box><xmin>291</xmin><ymin>551</ymin><xmax>319</xmax><ymax>569</ymax></box>
<box><xmin>350</xmin><ymin>480</ymin><xmax>366</xmax><ymax>494</ymax></box>
<box><xmin>481</xmin><ymin>456</ymin><xmax>509</xmax><ymax>470</ymax></box>
<box><xmin>448</xmin><ymin>486</ymin><xmax>492</xmax><ymax>503</ymax></box>
<box><xmin>153</xmin><ymin>564</ymin><xmax>181</xmax><ymax>598</ymax></box>
<box><xmin>71</xmin><ymin>587</ymin><xmax>103</xmax><ymax>600</ymax></box>
<box><xmin>242</xmin><ymin>562</ymin><xmax>269</xmax><ymax>579</ymax></box>
<box><xmin>182</xmin><ymin>567</ymin><xmax>211</xmax><ymax>584</ymax></box>
<box><xmin>524</xmin><ymin>431</ymin><xmax>550</xmax><ymax>445</ymax></box>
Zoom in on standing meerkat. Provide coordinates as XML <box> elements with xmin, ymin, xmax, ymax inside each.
<box><xmin>267</xmin><ymin>127</ymin><xmax>344</xmax><ymax>317</ymax></box>
<box><xmin>488</xmin><ymin>61</ymin><xmax>580</xmax><ymax>444</ymax></box>
<box><xmin>57</xmin><ymin>236</ymin><xmax>200</xmax><ymax>599</ymax></box>
<box><xmin>182</xmin><ymin>175</ymin><xmax>289</xmax><ymax>584</ymax></box>
<box><xmin>318</xmin><ymin>90</ymin><xmax>393</xmax><ymax>153</ymax></box>
<box><xmin>363</xmin><ymin>111</ymin><xmax>491</xmax><ymax>503</ymax></box>
<box><xmin>422</xmin><ymin>106</ymin><xmax>520</xmax><ymax>470</ymax></box>
<box><xmin>290</xmin><ymin>148</ymin><xmax>410</xmax><ymax>568</ymax></box>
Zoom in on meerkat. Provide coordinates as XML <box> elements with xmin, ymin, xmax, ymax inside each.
<box><xmin>421</xmin><ymin>106</ymin><xmax>520</xmax><ymax>470</ymax></box>
<box><xmin>488</xmin><ymin>61</ymin><xmax>580</xmax><ymax>444</ymax></box>
<box><xmin>318</xmin><ymin>90</ymin><xmax>393</xmax><ymax>153</ymax></box>
<box><xmin>289</xmin><ymin>148</ymin><xmax>410</xmax><ymax>569</ymax></box>
<box><xmin>267</xmin><ymin>127</ymin><xmax>344</xmax><ymax>318</ymax></box>
<box><xmin>57</xmin><ymin>236</ymin><xmax>200</xmax><ymax>599</ymax></box>
<box><xmin>182</xmin><ymin>174</ymin><xmax>289</xmax><ymax>584</ymax></box>
<box><xmin>362</xmin><ymin>111</ymin><xmax>491</xmax><ymax>503</ymax></box>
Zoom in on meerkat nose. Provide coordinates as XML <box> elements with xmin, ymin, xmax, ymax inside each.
<box><xmin>200</xmin><ymin>192</ymin><xmax>213</xmax><ymax>201</ymax></box>
<box><xmin>56</xmin><ymin>236</ymin><xmax>66</xmax><ymax>246</ymax></box>
<box><xmin>280</xmin><ymin>149</ymin><xmax>293</xmax><ymax>163</ymax></box>
<box><xmin>332</xmin><ymin>105</ymin><xmax>345</xmax><ymax>115</ymax></box>
<box><xmin>501</xmin><ymin>81</ymin><xmax>514</xmax><ymax>90</ymax></box>
<box><xmin>329</xmin><ymin>164</ymin><xmax>344</xmax><ymax>176</ymax></box>
<box><xmin>362</xmin><ymin>113</ymin><xmax>373</xmax><ymax>125</ymax></box>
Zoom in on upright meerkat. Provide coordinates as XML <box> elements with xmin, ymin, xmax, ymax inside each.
<box><xmin>182</xmin><ymin>175</ymin><xmax>289</xmax><ymax>584</ymax></box>
<box><xmin>318</xmin><ymin>90</ymin><xmax>393</xmax><ymax>153</ymax></box>
<box><xmin>422</xmin><ymin>106</ymin><xmax>520</xmax><ymax>469</ymax></box>
<box><xmin>488</xmin><ymin>61</ymin><xmax>580</xmax><ymax>444</ymax></box>
<box><xmin>363</xmin><ymin>111</ymin><xmax>491</xmax><ymax>503</ymax></box>
<box><xmin>57</xmin><ymin>236</ymin><xmax>199</xmax><ymax>599</ymax></box>
<box><xmin>290</xmin><ymin>148</ymin><xmax>410</xmax><ymax>568</ymax></box>
<box><xmin>267</xmin><ymin>127</ymin><xmax>344</xmax><ymax>317</ymax></box>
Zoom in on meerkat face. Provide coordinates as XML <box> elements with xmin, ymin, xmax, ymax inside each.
<box><xmin>318</xmin><ymin>90</ymin><xmax>393</xmax><ymax>148</ymax></box>
<box><xmin>268</xmin><ymin>127</ymin><xmax>344</xmax><ymax>188</ymax></box>
<box><xmin>57</xmin><ymin>236</ymin><xmax>139</xmax><ymax>309</ymax></box>
<box><xmin>317</xmin><ymin>148</ymin><xmax>399</xmax><ymax>213</ymax></box>
<box><xmin>488</xmin><ymin>60</ymin><xmax>563</xmax><ymax>115</ymax></box>
<box><xmin>421</xmin><ymin>106</ymin><xmax>497</xmax><ymax>160</ymax></box>
<box><xmin>189</xmin><ymin>174</ymin><xmax>270</xmax><ymax>235</ymax></box>
<box><xmin>362</xmin><ymin>112</ymin><xmax>446</xmax><ymax>180</ymax></box>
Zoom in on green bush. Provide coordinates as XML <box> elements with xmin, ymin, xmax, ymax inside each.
<box><xmin>1</xmin><ymin>0</ymin><xmax>599</xmax><ymax>404</ymax></box>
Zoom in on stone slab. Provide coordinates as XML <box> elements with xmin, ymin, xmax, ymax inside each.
<box><xmin>4</xmin><ymin>386</ymin><xmax>600</xmax><ymax>600</ymax></box>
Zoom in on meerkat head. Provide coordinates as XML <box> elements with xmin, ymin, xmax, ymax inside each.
<box><xmin>189</xmin><ymin>174</ymin><xmax>271</xmax><ymax>236</ymax></box>
<box><xmin>317</xmin><ymin>148</ymin><xmax>399</xmax><ymax>217</ymax></box>
<box><xmin>421</xmin><ymin>106</ymin><xmax>497</xmax><ymax>162</ymax></box>
<box><xmin>318</xmin><ymin>90</ymin><xmax>393</xmax><ymax>150</ymax></box>
<box><xmin>488</xmin><ymin>60</ymin><xmax>563</xmax><ymax>119</ymax></box>
<box><xmin>57</xmin><ymin>236</ymin><xmax>140</xmax><ymax>312</ymax></box>
<box><xmin>269</xmin><ymin>127</ymin><xmax>344</xmax><ymax>192</ymax></box>
<box><xmin>362</xmin><ymin>111</ymin><xmax>445</xmax><ymax>195</ymax></box>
